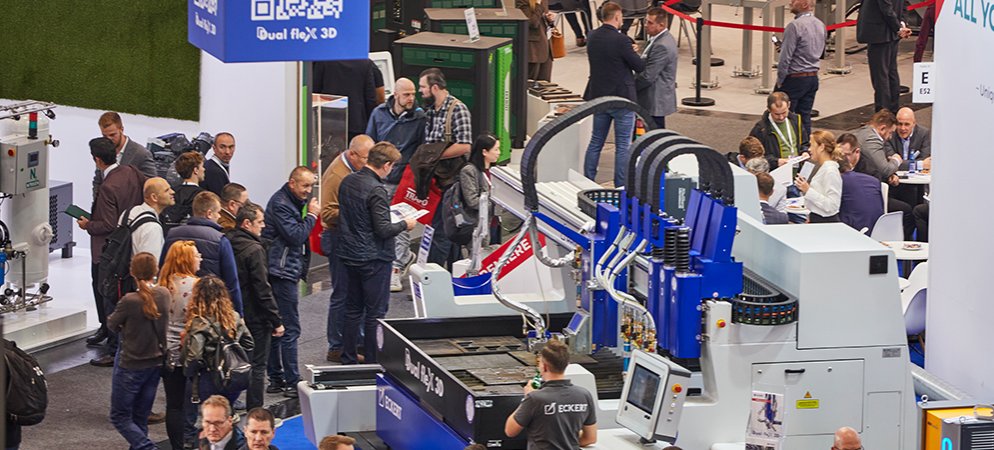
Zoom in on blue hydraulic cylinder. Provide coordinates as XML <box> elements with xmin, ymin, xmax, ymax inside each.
<box><xmin>667</xmin><ymin>272</ymin><xmax>704</xmax><ymax>359</ymax></box>
<box><xmin>647</xmin><ymin>258</ymin><xmax>668</xmax><ymax>350</ymax></box>
<box><xmin>583</xmin><ymin>202</ymin><xmax>623</xmax><ymax>349</ymax></box>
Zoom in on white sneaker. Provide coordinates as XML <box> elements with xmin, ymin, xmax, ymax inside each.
<box><xmin>390</xmin><ymin>268</ymin><xmax>403</xmax><ymax>292</ymax></box>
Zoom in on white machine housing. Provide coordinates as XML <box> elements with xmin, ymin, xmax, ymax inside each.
<box><xmin>616</xmin><ymin>350</ymin><xmax>692</xmax><ymax>443</ymax></box>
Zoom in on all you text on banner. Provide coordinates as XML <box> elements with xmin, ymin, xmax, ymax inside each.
<box><xmin>189</xmin><ymin>0</ymin><xmax>369</xmax><ymax>62</ymax></box>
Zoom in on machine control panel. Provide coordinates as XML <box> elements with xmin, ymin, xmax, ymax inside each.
<box><xmin>0</xmin><ymin>137</ymin><xmax>48</xmax><ymax>195</ymax></box>
<box><xmin>616</xmin><ymin>350</ymin><xmax>692</xmax><ymax>443</ymax></box>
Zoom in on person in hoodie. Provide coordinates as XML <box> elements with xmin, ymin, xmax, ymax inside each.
<box><xmin>364</xmin><ymin>77</ymin><xmax>426</xmax><ymax>292</ymax></box>
<box><xmin>226</xmin><ymin>202</ymin><xmax>284</xmax><ymax>410</ymax></box>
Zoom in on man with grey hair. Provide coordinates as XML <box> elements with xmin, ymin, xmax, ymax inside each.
<box><xmin>775</xmin><ymin>0</ymin><xmax>825</xmax><ymax>138</ymax></box>
<box><xmin>832</xmin><ymin>426</ymin><xmax>862</xmax><ymax>450</ymax></box>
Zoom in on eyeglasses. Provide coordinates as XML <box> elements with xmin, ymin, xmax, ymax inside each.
<box><xmin>203</xmin><ymin>419</ymin><xmax>230</xmax><ymax>429</ymax></box>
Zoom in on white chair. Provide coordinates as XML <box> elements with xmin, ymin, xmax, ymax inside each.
<box><xmin>870</xmin><ymin>211</ymin><xmax>903</xmax><ymax>242</ymax></box>
<box><xmin>901</xmin><ymin>262</ymin><xmax>928</xmax><ymax>348</ymax></box>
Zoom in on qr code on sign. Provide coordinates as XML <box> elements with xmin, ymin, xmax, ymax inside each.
<box><xmin>251</xmin><ymin>0</ymin><xmax>344</xmax><ymax>21</ymax></box>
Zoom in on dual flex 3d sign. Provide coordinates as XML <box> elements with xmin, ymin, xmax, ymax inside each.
<box><xmin>189</xmin><ymin>0</ymin><xmax>369</xmax><ymax>62</ymax></box>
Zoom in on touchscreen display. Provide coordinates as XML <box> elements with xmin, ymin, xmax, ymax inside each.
<box><xmin>626</xmin><ymin>364</ymin><xmax>661</xmax><ymax>414</ymax></box>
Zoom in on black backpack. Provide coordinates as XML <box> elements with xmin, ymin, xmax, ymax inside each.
<box><xmin>441</xmin><ymin>169</ymin><xmax>482</xmax><ymax>246</ymax></box>
<box><xmin>3</xmin><ymin>339</ymin><xmax>47</xmax><ymax>425</ymax></box>
<box><xmin>207</xmin><ymin>322</ymin><xmax>251</xmax><ymax>393</ymax></box>
<box><xmin>97</xmin><ymin>207</ymin><xmax>160</xmax><ymax>301</ymax></box>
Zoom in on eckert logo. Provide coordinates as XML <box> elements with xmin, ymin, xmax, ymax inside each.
<box><xmin>544</xmin><ymin>402</ymin><xmax>587</xmax><ymax>415</ymax></box>
<box><xmin>378</xmin><ymin>387</ymin><xmax>403</xmax><ymax>420</ymax></box>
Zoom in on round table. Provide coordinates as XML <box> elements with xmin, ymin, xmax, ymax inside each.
<box><xmin>882</xmin><ymin>241</ymin><xmax>929</xmax><ymax>260</ymax></box>
<box><xmin>897</xmin><ymin>171</ymin><xmax>931</xmax><ymax>185</ymax></box>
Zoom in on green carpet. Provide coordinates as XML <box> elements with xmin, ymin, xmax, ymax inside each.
<box><xmin>0</xmin><ymin>0</ymin><xmax>200</xmax><ymax>121</ymax></box>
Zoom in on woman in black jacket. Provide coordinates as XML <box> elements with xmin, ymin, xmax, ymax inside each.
<box><xmin>108</xmin><ymin>252</ymin><xmax>171</xmax><ymax>450</ymax></box>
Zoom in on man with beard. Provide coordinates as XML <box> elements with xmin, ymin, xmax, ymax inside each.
<box><xmin>365</xmin><ymin>77</ymin><xmax>426</xmax><ymax>291</ymax></box>
<box><xmin>417</xmin><ymin>68</ymin><xmax>472</xmax><ymax>269</ymax></box>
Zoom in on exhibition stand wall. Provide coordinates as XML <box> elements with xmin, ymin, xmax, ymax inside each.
<box><xmin>926</xmin><ymin>0</ymin><xmax>994</xmax><ymax>399</ymax></box>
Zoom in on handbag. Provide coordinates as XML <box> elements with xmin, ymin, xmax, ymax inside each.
<box><xmin>391</xmin><ymin>165</ymin><xmax>442</xmax><ymax>225</ymax></box>
<box><xmin>551</xmin><ymin>27</ymin><xmax>567</xmax><ymax>58</ymax></box>
<box><xmin>410</xmin><ymin>100</ymin><xmax>464</xmax><ymax>193</ymax></box>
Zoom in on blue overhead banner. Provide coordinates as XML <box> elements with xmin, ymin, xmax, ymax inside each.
<box><xmin>189</xmin><ymin>0</ymin><xmax>369</xmax><ymax>62</ymax></box>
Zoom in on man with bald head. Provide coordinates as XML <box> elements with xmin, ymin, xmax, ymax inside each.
<box><xmin>365</xmin><ymin>78</ymin><xmax>427</xmax><ymax>292</ymax></box>
<box><xmin>321</xmin><ymin>135</ymin><xmax>374</xmax><ymax>362</ymax></box>
<box><xmin>775</xmin><ymin>0</ymin><xmax>825</xmax><ymax>138</ymax></box>
<box><xmin>888</xmin><ymin>107</ymin><xmax>931</xmax><ymax>171</ymax></box>
<box><xmin>832</xmin><ymin>427</ymin><xmax>862</xmax><ymax>450</ymax></box>
<box><xmin>127</xmin><ymin>177</ymin><xmax>175</xmax><ymax>261</ymax></box>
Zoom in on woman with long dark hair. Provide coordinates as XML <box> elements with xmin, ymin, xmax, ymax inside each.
<box><xmin>107</xmin><ymin>252</ymin><xmax>171</xmax><ymax>450</ymax></box>
<box><xmin>158</xmin><ymin>240</ymin><xmax>201</xmax><ymax>449</ymax></box>
<box><xmin>181</xmin><ymin>275</ymin><xmax>253</xmax><ymax>445</ymax></box>
<box><xmin>456</xmin><ymin>133</ymin><xmax>502</xmax><ymax>260</ymax></box>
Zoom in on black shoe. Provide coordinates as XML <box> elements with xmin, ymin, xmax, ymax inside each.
<box><xmin>89</xmin><ymin>355</ymin><xmax>114</xmax><ymax>367</ymax></box>
<box><xmin>282</xmin><ymin>385</ymin><xmax>299</xmax><ymax>398</ymax></box>
<box><xmin>85</xmin><ymin>328</ymin><xmax>108</xmax><ymax>347</ymax></box>
<box><xmin>266</xmin><ymin>381</ymin><xmax>285</xmax><ymax>394</ymax></box>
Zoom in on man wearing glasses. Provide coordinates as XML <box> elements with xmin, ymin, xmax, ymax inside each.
<box><xmin>832</xmin><ymin>426</ymin><xmax>863</xmax><ymax>450</ymax></box>
<box><xmin>199</xmin><ymin>395</ymin><xmax>245</xmax><ymax>450</ymax></box>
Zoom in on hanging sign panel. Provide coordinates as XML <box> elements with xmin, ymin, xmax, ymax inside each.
<box><xmin>189</xmin><ymin>0</ymin><xmax>369</xmax><ymax>62</ymax></box>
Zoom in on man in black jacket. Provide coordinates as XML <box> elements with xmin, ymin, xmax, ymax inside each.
<box><xmin>856</xmin><ymin>0</ymin><xmax>911</xmax><ymax>113</ymax></box>
<box><xmin>749</xmin><ymin>92</ymin><xmax>810</xmax><ymax>170</ymax></box>
<box><xmin>226</xmin><ymin>202</ymin><xmax>284</xmax><ymax>410</ymax></box>
<box><xmin>336</xmin><ymin>143</ymin><xmax>416</xmax><ymax>365</ymax></box>
<box><xmin>582</xmin><ymin>1</ymin><xmax>646</xmax><ymax>188</ymax></box>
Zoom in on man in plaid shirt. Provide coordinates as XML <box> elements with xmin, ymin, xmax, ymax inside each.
<box><xmin>418</xmin><ymin>68</ymin><xmax>473</xmax><ymax>267</ymax></box>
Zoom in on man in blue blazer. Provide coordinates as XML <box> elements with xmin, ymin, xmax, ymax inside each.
<box><xmin>582</xmin><ymin>1</ymin><xmax>645</xmax><ymax>188</ymax></box>
<box><xmin>636</xmin><ymin>7</ymin><xmax>678</xmax><ymax>130</ymax></box>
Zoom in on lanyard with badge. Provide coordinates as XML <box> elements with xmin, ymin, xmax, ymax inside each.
<box><xmin>768</xmin><ymin>114</ymin><xmax>796</xmax><ymax>158</ymax></box>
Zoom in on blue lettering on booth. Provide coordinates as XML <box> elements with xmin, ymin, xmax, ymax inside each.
<box><xmin>189</xmin><ymin>0</ymin><xmax>369</xmax><ymax>62</ymax></box>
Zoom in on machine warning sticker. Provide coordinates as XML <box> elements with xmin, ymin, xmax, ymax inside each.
<box><xmin>796</xmin><ymin>399</ymin><xmax>820</xmax><ymax>409</ymax></box>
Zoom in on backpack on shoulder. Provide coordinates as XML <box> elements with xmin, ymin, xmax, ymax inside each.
<box><xmin>97</xmin><ymin>207</ymin><xmax>160</xmax><ymax>302</ymax></box>
<box><xmin>3</xmin><ymin>338</ymin><xmax>47</xmax><ymax>425</ymax></box>
<box><xmin>441</xmin><ymin>169</ymin><xmax>482</xmax><ymax>246</ymax></box>
<box><xmin>207</xmin><ymin>322</ymin><xmax>251</xmax><ymax>393</ymax></box>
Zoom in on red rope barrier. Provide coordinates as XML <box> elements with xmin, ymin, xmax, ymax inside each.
<box><xmin>826</xmin><ymin>19</ymin><xmax>858</xmax><ymax>31</ymax></box>
<box><xmin>701</xmin><ymin>19</ymin><xmax>784</xmax><ymax>32</ymax></box>
<box><xmin>906</xmin><ymin>0</ymin><xmax>936</xmax><ymax>10</ymax></box>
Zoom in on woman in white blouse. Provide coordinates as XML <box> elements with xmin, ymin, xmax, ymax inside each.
<box><xmin>795</xmin><ymin>130</ymin><xmax>844</xmax><ymax>223</ymax></box>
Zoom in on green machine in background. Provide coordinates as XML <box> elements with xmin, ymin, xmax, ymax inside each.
<box><xmin>394</xmin><ymin>32</ymin><xmax>514</xmax><ymax>161</ymax></box>
<box><xmin>424</xmin><ymin>6</ymin><xmax>528</xmax><ymax>152</ymax></box>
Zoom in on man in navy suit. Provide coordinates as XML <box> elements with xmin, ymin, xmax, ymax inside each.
<box><xmin>837</xmin><ymin>133</ymin><xmax>884</xmax><ymax>233</ymax></box>
<box><xmin>582</xmin><ymin>1</ymin><xmax>645</xmax><ymax>188</ymax></box>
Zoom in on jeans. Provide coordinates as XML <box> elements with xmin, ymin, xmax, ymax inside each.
<box><xmin>584</xmin><ymin>108</ymin><xmax>636</xmax><ymax>187</ymax></box>
<box><xmin>341</xmin><ymin>261</ymin><xmax>392</xmax><ymax>365</ymax></box>
<box><xmin>246</xmin><ymin>321</ymin><xmax>272</xmax><ymax>410</ymax></box>
<box><xmin>778</xmin><ymin>75</ymin><xmax>818</xmax><ymax>139</ymax></box>
<box><xmin>161</xmin><ymin>365</ymin><xmax>187</xmax><ymax>450</ymax></box>
<box><xmin>268</xmin><ymin>276</ymin><xmax>301</xmax><ymax>385</ymax></box>
<box><xmin>324</xmin><ymin>230</ymin><xmax>365</xmax><ymax>352</ymax></box>
<box><xmin>110</xmin><ymin>357</ymin><xmax>161</xmax><ymax>450</ymax></box>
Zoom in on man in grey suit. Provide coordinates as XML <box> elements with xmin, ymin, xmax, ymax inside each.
<box><xmin>888</xmin><ymin>107</ymin><xmax>931</xmax><ymax>171</ymax></box>
<box><xmin>636</xmin><ymin>7</ymin><xmax>678</xmax><ymax>129</ymax></box>
<box><xmin>93</xmin><ymin>112</ymin><xmax>157</xmax><ymax>197</ymax></box>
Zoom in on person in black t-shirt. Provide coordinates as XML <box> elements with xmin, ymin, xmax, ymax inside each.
<box><xmin>505</xmin><ymin>339</ymin><xmax>597</xmax><ymax>450</ymax></box>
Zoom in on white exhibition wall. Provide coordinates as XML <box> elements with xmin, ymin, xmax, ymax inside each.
<box><xmin>2</xmin><ymin>52</ymin><xmax>299</xmax><ymax>250</ymax></box>
<box><xmin>926</xmin><ymin>5</ymin><xmax>994</xmax><ymax>397</ymax></box>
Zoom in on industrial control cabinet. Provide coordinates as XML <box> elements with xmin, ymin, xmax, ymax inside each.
<box><xmin>48</xmin><ymin>180</ymin><xmax>75</xmax><ymax>258</ymax></box>
<box><xmin>0</xmin><ymin>137</ymin><xmax>48</xmax><ymax>195</ymax></box>
<box><xmin>394</xmin><ymin>32</ymin><xmax>514</xmax><ymax>160</ymax></box>
<box><xmin>425</xmin><ymin>6</ymin><xmax>529</xmax><ymax>152</ymax></box>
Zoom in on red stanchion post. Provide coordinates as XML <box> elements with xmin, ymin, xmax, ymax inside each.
<box><xmin>682</xmin><ymin>17</ymin><xmax>715</xmax><ymax>107</ymax></box>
